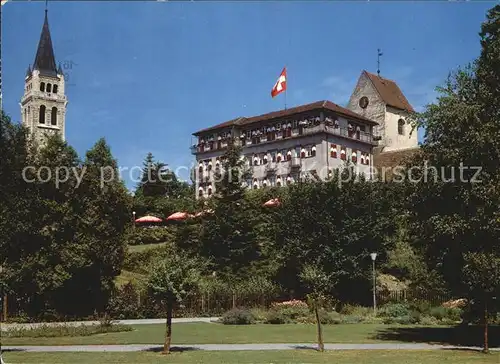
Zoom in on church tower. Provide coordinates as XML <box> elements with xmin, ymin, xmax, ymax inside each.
<box><xmin>21</xmin><ymin>9</ymin><xmax>67</xmax><ymax>147</ymax></box>
<box><xmin>347</xmin><ymin>70</ymin><xmax>417</xmax><ymax>153</ymax></box>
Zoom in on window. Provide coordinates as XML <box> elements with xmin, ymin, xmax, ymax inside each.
<box><xmin>330</xmin><ymin>144</ymin><xmax>337</xmax><ymax>158</ymax></box>
<box><xmin>270</xmin><ymin>175</ymin><xmax>276</xmax><ymax>186</ymax></box>
<box><xmin>352</xmin><ymin>150</ymin><xmax>358</xmax><ymax>164</ymax></box>
<box><xmin>271</xmin><ymin>150</ymin><xmax>277</xmax><ymax>162</ymax></box>
<box><xmin>47</xmin><ymin>84</ymin><xmax>52</xmax><ymax>93</ymax></box>
<box><xmin>39</xmin><ymin>105</ymin><xmax>46</xmax><ymax>124</ymax></box>
<box><xmin>198</xmin><ymin>188</ymin><xmax>204</xmax><ymax>198</ymax></box>
<box><xmin>300</xmin><ymin>147</ymin><xmax>306</xmax><ymax>158</ymax></box>
<box><xmin>53</xmin><ymin>84</ymin><xmax>58</xmax><ymax>93</ymax></box>
<box><xmin>51</xmin><ymin>107</ymin><xmax>57</xmax><ymax>126</ymax></box>
<box><xmin>311</xmin><ymin>145</ymin><xmax>317</xmax><ymax>157</ymax></box>
<box><xmin>340</xmin><ymin>146</ymin><xmax>346</xmax><ymax>161</ymax></box>
<box><xmin>40</xmin><ymin>82</ymin><xmax>45</xmax><ymax>92</ymax></box>
<box><xmin>208</xmin><ymin>186</ymin><xmax>213</xmax><ymax>196</ymax></box>
<box><xmin>262</xmin><ymin>154</ymin><xmax>268</xmax><ymax>164</ymax></box>
<box><xmin>398</xmin><ymin>119</ymin><xmax>405</xmax><ymax>135</ymax></box>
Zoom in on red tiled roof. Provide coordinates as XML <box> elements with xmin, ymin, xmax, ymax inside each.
<box><xmin>193</xmin><ymin>100</ymin><xmax>378</xmax><ymax>136</ymax></box>
<box><xmin>364</xmin><ymin>71</ymin><xmax>415</xmax><ymax>112</ymax></box>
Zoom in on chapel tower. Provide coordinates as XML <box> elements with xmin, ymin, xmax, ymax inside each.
<box><xmin>21</xmin><ymin>9</ymin><xmax>67</xmax><ymax>147</ymax></box>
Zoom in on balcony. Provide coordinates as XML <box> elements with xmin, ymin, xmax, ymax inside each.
<box><xmin>290</xmin><ymin>157</ymin><xmax>301</xmax><ymax>169</ymax></box>
<box><xmin>325</xmin><ymin>126</ymin><xmax>374</xmax><ymax>144</ymax></box>
<box><xmin>265</xmin><ymin>162</ymin><xmax>277</xmax><ymax>175</ymax></box>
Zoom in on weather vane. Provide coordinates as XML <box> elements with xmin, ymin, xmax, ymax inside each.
<box><xmin>377</xmin><ymin>48</ymin><xmax>383</xmax><ymax>76</ymax></box>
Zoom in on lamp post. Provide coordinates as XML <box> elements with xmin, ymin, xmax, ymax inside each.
<box><xmin>132</xmin><ymin>211</ymin><xmax>136</xmax><ymax>230</ymax></box>
<box><xmin>370</xmin><ymin>253</ymin><xmax>377</xmax><ymax>315</ymax></box>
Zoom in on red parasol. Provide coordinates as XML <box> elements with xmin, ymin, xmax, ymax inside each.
<box><xmin>194</xmin><ymin>209</ymin><xmax>215</xmax><ymax>217</ymax></box>
<box><xmin>166</xmin><ymin>212</ymin><xmax>193</xmax><ymax>221</ymax></box>
<box><xmin>263</xmin><ymin>198</ymin><xmax>281</xmax><ymax>207</ymax></box>
<box><xmin>135</xmin><ymin>215</ymin><xmax>163</xmax><ymax>223</ymax></box>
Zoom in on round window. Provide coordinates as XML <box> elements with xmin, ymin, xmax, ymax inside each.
<box><xmin>359</xmin><ymin>96</ymin><xmax>369</xmax><ymax>109</ymax></box>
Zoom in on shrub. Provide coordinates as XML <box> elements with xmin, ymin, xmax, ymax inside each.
<box><xmin>270</xmin><ymin>300</ymin><xmax>308</xmax><ymax>309</ymax></box>
<box><xmin>429</xmin><ymin>306</ymin><xmax>462</xmax><ymax>323</ymax></box>
<box><xmin>419</xmin><ymin>315</ymin><xmax>439</xmax><ymax>326</ymax></box>
<box><xmin>379</xmin><ymin>303</ymin><xmax>410</xmax><ymax>318</ymax></box>
<box><xmin>4</xmin><ymin>323</ymin><xmax>132</xmax><ymax>338</ymax></box>
<box><xmin>264</xmin><ymin>310</ymin><xmax>291</xmax><ymax>324</ymax></box>
<box><xmin>220</xmin><ymin>308</ymin><xmax>255</xmax><ymax>325</ymax></box>
<box><xmin>382</xmin><ymin>315</ymin><xmax>413</xmax><ymax>325</ymax></box>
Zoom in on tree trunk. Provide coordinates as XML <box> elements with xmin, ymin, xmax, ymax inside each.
<box><xmin>483</xmin><ymin>300</ymin><xmax>489</xmax><ymax>354</ymax></box>
<box><xmin>162</xmin><ymin>304</ymin><xmax>173</xmax><ymax>355</ymax></box>
<box><xmin>314</xmin><ymin>300</ymin><xmax>324</xmax><ymax>352</ymax></box>
<box><xmin>232</xmin><ymin>292</ymin><xmax>236</xmax><ymax>309</ymax></box>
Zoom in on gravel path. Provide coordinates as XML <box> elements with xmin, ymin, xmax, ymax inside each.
<box><xmin>1</xmin><ymin>317</ymin><xmax>219</xmax><ymax>331</ymax></box>
<box><xmin>2</xmin><ymin>343</ymin><xmax>499</xmax><ymax>352</ymax></box>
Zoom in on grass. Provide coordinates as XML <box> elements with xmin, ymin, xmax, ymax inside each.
<box><xmin>114</xmin><ymin>269</ymin><xmax>146</xmax><ymax>288</ymax></box>
<box><xmin>3</xmin><ymin>350</ymin><xmax>500</xmax><ymax>364</ymax></box>
<box><xmin>127</xmin><ymin>242</ymin><xmax>168</xmax><ymax>254</ymax></box>
<box><xmin>1</xmin><ymin>323</ymin><xmax>439</xmax><ymax>346</ymax></box>
<box><xmin>5</xmin><ymin>322</ymin><xmax>500</xmax><ymax>348</ymax></box>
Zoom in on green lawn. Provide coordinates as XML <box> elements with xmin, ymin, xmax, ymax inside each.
<box><xmin>3</xmin><ymin>350</ymin><xmax>499</xmax><ymax>364</ymax></box>
<box><xmin>5</xmin><ymin>322</ymin><xmax>500</xmax><ymax>347</ymax></box>
<box><xmin>3</xmin><ymin>323</ymin><xmax>392</xmax><ymax>346</ymax></box>
<box><xmin>127</xmin><ymin>242</ymin><xmax>168</xmax><ymax>254</ymax></box>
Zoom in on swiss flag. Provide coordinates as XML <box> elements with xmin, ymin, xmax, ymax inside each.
<box><xmin>271</xmin><ymin>67</ymin><xmax>287</xmax><ymax>98</ymax></box>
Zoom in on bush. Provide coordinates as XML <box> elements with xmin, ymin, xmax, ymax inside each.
<box><xmin>4</xmin><ymin>323</ymin><xmax>132</xmax><ymax>338</ymax></box>
<box><xmin>429</xmin><ymin>306</ymin><xmax>462</xmax><ymax>323</ymax></box>
<box><xmin>220</xmin><ymin>308</ymin><xmax>255</xmax><ymax>325</ymax></box>
<box><xmin>382</xmin><ymin>315</ymin><xmax>414</xmax><ymax>325</ymax></box>
<box><xmin>419</xmin><ymin>315</ymin><xmax>439</xmax><ymax>325</ymax></box>
<box><xmin>264</xmin><ymin>310</ymin><xmax>291</xmax><ymax>324</ymax></box>
<box><xmin>379</xmin><ymin>303</ymin><xmax>410</xmax><ymax>318</ymax></box>
<box><xmin>108</xmin><ymin>282</ymin><xmax>143</xmax><ymax>320</ymax></box>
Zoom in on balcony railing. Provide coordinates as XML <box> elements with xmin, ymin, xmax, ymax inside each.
<box><xmin>325</xmin><ymin>126</ymin><xmax>374</xmax><ymax>144</ymax></box>
<box><xmin>192</xmin><ymin>122</ymin><xmax>375</xmax><ymax>154</ymax></box>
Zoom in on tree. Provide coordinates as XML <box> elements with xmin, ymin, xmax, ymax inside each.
<box><xmin>199</xmin><ymin>139</ymin><xmax>260</xmax><ymax>286</ymax></box>
<box><xmin>271</xmin><ymin>168</ymin><xmax>397</xmax><ymax>304</ymax></box>
<box><xmin>299</xmin><ymin>263</ymin><xmax>336</xmax><ymax>352</ymax></box>
<box><xmin>71</xmin><ymin>138</ymin><xmax>132</xmax><ymax>315</ymax></box>
<box><xmin>462</xmin><ymin>252</ymin><xmax>500</xmax><ymax>353</ymax></box>
<box><xmin>147</xmin><ymin>252</ymin><xmax>203</xmax><ymax>354</ymax></box>
<box><xmin>406</xmin><ymin>6</ymin><xmax>500</xmax><ymax>350</ymax></box>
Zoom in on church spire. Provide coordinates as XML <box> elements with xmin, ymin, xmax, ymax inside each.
<box><xmin>33</xmin><ymin>9</ymin><xmax>58</xmax><ymax>77</ymax></box>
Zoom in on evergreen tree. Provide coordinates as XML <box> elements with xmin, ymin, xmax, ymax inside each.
<box><xmin>65</xmin><ymin>138</ymin><xmax>132</xmax><ymax>315</ymax></box>
<box><xmin>199</xmin><ymin>139</ymin><xmax>260</xmax><ymax>283</ymax></box>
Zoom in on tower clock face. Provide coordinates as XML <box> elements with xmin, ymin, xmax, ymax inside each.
<box><xmin>359</xmin><ymin>96</ymin><xmax>369</xmax><ymax>109</ymax></box>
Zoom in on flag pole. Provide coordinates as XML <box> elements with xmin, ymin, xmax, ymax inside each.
<box><xmin>284</xmin><ymin>66</ymin><xmax>287</xmax><ymax>110</ymax></box>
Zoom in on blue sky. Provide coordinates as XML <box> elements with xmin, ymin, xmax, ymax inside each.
<box><xmin>3</xmin><ymin>1</ymin><xmax>495</xmax><ymax>189</ymax></box>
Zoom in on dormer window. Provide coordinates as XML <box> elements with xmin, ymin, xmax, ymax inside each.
<box><xmin>398</xmin><ymin>119</ymin><xmax>405</xmax><ymax>135</ymax></box>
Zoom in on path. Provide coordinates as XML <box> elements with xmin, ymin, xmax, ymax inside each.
<box><xmin>1</xmin><ymin>317</ymin><xmax>219</xmax><ymax>331</ymax></box>
<box><xmin>3</xmin><ymin>343</ymin><xmax>499</xmax><ymax>352</ymax></box>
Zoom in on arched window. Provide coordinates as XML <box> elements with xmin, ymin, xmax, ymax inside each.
<box><xmin>51</xmin><ymin>107</ymin><xmax>57</xmax><ymax>126</ymax></box>
<box><xmin>40</xmin><ymin>82</ymin><xmax>45</xmax><ymax>92</ymax></box>
<box><xmin>53</xmin><ymin>84</ymin><xmax>58</xmax><ymax>93</ymax></box>
<box><xmin>46</xmin><ymin>84</ymin><xmax>52</xmax><ymax>93</ymax></box>
<box><xmin>39</xmin><ymin>105</ymin><xmax>46</xmax><ymax>124</ymax></box>
<box><xmin>398</xmin><ymin>119</ymin><xmax>405</xmax><ymax>135</ymax></box>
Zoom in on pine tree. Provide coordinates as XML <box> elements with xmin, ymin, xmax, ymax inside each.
<box><xmin>200</xmin><ymin>139</ymin><xmax>260</xmax><ymax>284</ymax></box>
